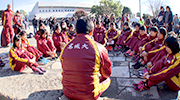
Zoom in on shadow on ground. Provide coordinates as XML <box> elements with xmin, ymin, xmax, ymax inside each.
<box><xmin>25</xmin><ymin>90</ymin><xmax>63</xmax><ymax>100</ymax></box>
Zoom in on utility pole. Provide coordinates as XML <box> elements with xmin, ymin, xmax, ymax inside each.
<box><xmin>12</xmin><ymin>0</ymin><xmax>14</xmax><ymax>13</ymax></box>
<box><xmin>139</xmin><ymin>0</ymin><xmax>141</xmax><ymax>18</ymax></box>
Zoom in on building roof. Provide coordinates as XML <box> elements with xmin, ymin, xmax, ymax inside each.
<box><xmin>38</xmin><ymin>2</ymin><xmax>92</xmax><ymax>8</ymax></box>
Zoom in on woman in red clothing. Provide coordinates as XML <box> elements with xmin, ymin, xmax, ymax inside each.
<box><xmin>19</xmin><ymin>31</ymin><xmax>49</xmax><ymax>64</ymax></box>
<box><xmin>52</xmin><ymin>25</ymin><xmax>68</xmax><ymax>52</ymax></box>
<box><xmin>66</xmin><ymin>24</ymin><xmax>77</xmax><ymax>41</ymax></box>
<box><xmin>35</xmin><ymin>23</ymin><xmax>46</xmax><ymax>40</ymax></box>
<box><xmin>9</xmin><ymin>35</ymin><xmax>46</xmax><ymax>74</ymax></box>
<box><xmin>37</xmin><ymin>29</ymin><xmax>57</xmax><ymax>59</ymax></box>
<box><xmin>134</xmin><ymin>37</ymin><xmax>180</xmax><ymax>92</ymax></box>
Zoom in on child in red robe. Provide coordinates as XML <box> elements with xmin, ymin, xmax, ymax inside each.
<box><xmin>66</xmin><ymin>24</ymin><xmax>77</xmax><ymax>41</ymax></box>
<box><xmin>133</xmin><ymin>27</ymin><xmax>167</xmax><ymax>70</ymax></box>
<box><xmin>125</xmin><ymin>23</ymin><xmax>140</xmax><ymax>56</ymax></box>
<box><xmin>105</xmin><ymin>23</ymin><xmax>119</xmax><ymax>51</ymax></box>
<box><xmin>93</xmin><ymin>21</ymin><xmax>106</xmax><ymax>45</ymax></box>
<box><xmin>35</xmin><ymin>23</ymin><xmax>46</xmax><ymax>40</ymax></box>
<box><xmin>19</xmin><ymin>31</ymin><xmax>48</xmax><ymax>64</ymax></box>
<box><xmin>37</xmin><ymin>29</ymin><xmax>57</xmax><ymax>59</ymax></box>
<box><xmin>9</xmin><ymin>35</ymin><xmax>46</xmax><ymax>74</ymax></box>
<box><xmin>115</xmin><ymin>22</ymin><xmax>132</xmax><ymax>51</ymax></box>
<box><xmin>134</xmin><ymin>37</ymin><xmax>180</xmax><ymax>92</ymax></box>
<box><xmin>53</xmin><ymin>25</ymin><xmax>68</xmax><ymax>52</ymax></box>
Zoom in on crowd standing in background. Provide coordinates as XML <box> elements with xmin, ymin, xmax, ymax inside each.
<box><xmin>0</xmin><ymin>3</ymin><xmax>180</xmax><ymax>99</ymax></box>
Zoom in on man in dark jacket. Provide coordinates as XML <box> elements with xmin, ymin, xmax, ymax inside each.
<box><xmin>60</xmin><ymin>16</ymin><xmax>112</xmax><ymax>100</ymax></box>
<box><xmin>158</xmin><ymin>6</ymin><xmax>165</xmax><ymax>28</ymax></box>
<box><xmin>32</xmin><ymin>15</ymin><xmax>38</xmax><ymax>34</ymax></box>
<box><xmin>163</xmin><ymin>6</ymin><xmax>173</xmax><ymax>32</ymax></box>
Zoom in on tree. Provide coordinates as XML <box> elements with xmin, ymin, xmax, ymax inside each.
<box><xmin>143</xmin><ymin>0</ymin><xmax>168</xmax><ymax>16</ymax></box>
<box><xmin>19</xmin><ymin>9</ymin><xmax>28</xmax><ymax>18</ymax></box>
<box><xmin>91</xmin><ymin>0</ymin><xmax>123</xmax><ymax>18</ymax></box>
<box><xmin>122</xmin><ymin>6</ymin><xmax>132</xmax><ymax>16</ymax></box>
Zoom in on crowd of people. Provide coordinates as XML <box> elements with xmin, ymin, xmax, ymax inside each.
<box><xmin>0</xmin><ymin>3</ymin><xmax>180</xmax><ymax>99</ymax></box>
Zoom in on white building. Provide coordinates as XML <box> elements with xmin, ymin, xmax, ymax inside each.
<box><xmin>28</xmin><ymin>2</ymin><xmax>92</xmax><ymax>20</ymax></box>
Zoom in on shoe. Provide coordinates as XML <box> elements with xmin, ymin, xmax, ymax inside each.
<box><xmin>133</xmin><ymin>81</ymin><xmax>144</xmax><ymax>87</ymax></box>
<box><xmin>123</xmin><ymin>47</ymin><xmax>129</xmax><ymax>53</ymax></box>
<box><xmin>37</xmin><ymin>66</ymin><xmax>46</xmax><ymax>73</ymax></box>
<box><xmin>134</xmin><ymin>82</ymin><xmax>150</xmax><ymax>92</ymax></box>
<box><xmin>132</xmin><ymin>62</ymin><xmax>144</xmax><ymax>71</ymax></box>
<box><xmin>37</xmin><ymin>60</ymin><xmax>47</xmax><ymax>65</ymax></box>
<box><xmin>0</xmin><ymin>60</ymin><xmax>5</xmax><ymax>67</ymax></box>
<box><xmin>132</xmin><ymin>56</ymin><xmax>140</xmax><ymax>63</ymax></box>
<box><xmin>129</xmin><ymin>51</ymin><xmax>133</xmax><ymax>56</ymax></box>
<box><xmin>33</xmin><ymin>68</ymin><xmax>44</xmax><ymax>75</ymax></box>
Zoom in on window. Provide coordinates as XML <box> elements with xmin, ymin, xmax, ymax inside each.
<box><xmin>46</xmin><ymin>10</ymin><xmax>47</xmax><ymax>12</ymax></box>
<box><xmin>65</xmin><ymin>10</ymin><xmax>67</xmax><ymax>12</ymax></box>
<box><xmin>49</xmin><ymin>10</ymin><xmax>51</xmax><ymax>12</ymax></box>
<box><xmin>39</xmin><ymin>10</ymin><xmax>41</xmax><ymax>12</ymax></box>
<box><xmin>53</xmin><ymin>10</ymin><xmax>55</xmax><ymax>12</ymax></box>
<box><xmin>56</xmin><ymin>10</ymin><xmax>58</xmax><ymax>12</ymax></box>
<box><xmin>42</xmin><ymin>10</ymin><xmax>44</xmax><ymax>12</ymax></box>
<box><xmin>68</xmin><ymin>10</ymin><xmax>69</xmax><ymax>12</ymax></box>
<box><xmin>61</xmin><ymin>10</ymin><xmax>63</xmax><ymax>12</ymax></box>
<box><xmin>70</xmin><ymin>10</ymin><xmax>71</xmax><ymax>12</ymax></box>
<box><xmin>59</xmin><ymin>10</ymin><xmax>61</xmax><ymax>12</ymax></box>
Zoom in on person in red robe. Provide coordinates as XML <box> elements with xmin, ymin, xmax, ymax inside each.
<box><xmin>115</xmin><ymin>22</ymin><xmax>132</xmax><ymax>50</ymax></box>
<box><xmin>37</xmin><ymin>29</ymin><xmax>57</xmax><ymax>59</ymax></box>
<box><xmin>66</xmin><ymin>24</ymin><xmax>77</xmax><ymax>41</ymax></box>
<box><xmin>134</xmin><ymin>37</ymin><xmax>180</xmax><ymax>92</ymax></box>
<box><xmin>52</xmin><ymin>25</ymin><xmax>68</xmax><ymax>52</ymax></box>
<box><xmin>60</xmin><ymin>16</ymin><xmax>112</xmax><ymax>100</ymax></box>
<box><xmin>93</xmin><ymin>21</ymin><xmax>106</xmax><ymax>45</ymax></box>
<box><xmin>133</xmin><ymin>27</ymin><xmax>167</xmax><ymax>70</ymax></box>
<box><xmin>1</xmin><ymin>4</ymin><xmax>13</xmax><ymax>47</ymax></box>
<box><xmin>105</xmin><ymin>23</ymin><xmax>119</xmax><ymax>51</ymax></box>
<box><xmin>125</xmin><ymin>23</ymin><xmax>140</xmax><ymax>56</ymax></box>
<box><xmin>35</xmin><ymin>23</ymin><xmax>46</xmax><ymax>40</ymax></box>
<box><xmin>9</xmin><ymin>35</ymin><xmax>46</xmax><ymax>74</ymax></box>
<box><xmin>13</xmin><ymin>10</ymin><xmax>23</xmax><ymax>35</ymax></box>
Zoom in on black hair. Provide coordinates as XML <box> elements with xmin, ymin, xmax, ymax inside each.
<box><xmin>160</xmin><ymin>6</ymin><xmax>164</xmax><ymax>9</ymax></box>
<box><xmin>16</xmin><ymin>10</ymin><xmax>19</xmax><ymax>13</ymax></box>
<box><xmin>124</xmin><ymin>22</ymin><xmax>129</xmax><ymax>26</ymax></box>
<box><xmin>16</xmin><ymin>28</ymin><xmax>21</xmax><ymax>34</ymax></box>
<box><xmin>166</xmin><ymin>6</ymin><xmax>171</xmax><ymax>11</ymax></box>
<box><xmin>150</xmin><ymin>26</ymin><xmax>158</xmax><ymax>33</ymax></box>
<box><xmin>110</xmin><ymin>22</ymin><xmax>115</xmax><ymax>26</ymax></box>
<box><xmin>13</xmin><ymin>35</ymin><xmax>21</xmax><ymax>48</ymax></box>
<box><xmin>159</xmin><ymin>27</ymin><xmax>167</xmax><ymax>37</ymax></box>
<box><xmin>39</xmin><ymin>29</ymin><xmax>47</xmax><ymax>37</ymax></box>
<box><xmin>55</xmin><ymin>25</ymin><xmax>61</xmax><ymax>30</ymax></box>
<box><xmin>19</xmin><ymin>31</ymin><xmax>27</xmax><ymax>36</ymax></box>
<box><xmin>69</xmin><ymin>24</ymin><xmax>74</xmax><ymax>28</ymax></box>
<box><xmin>165</xmin><ymin>37</ymin><xmax>179</xmax><ymax>54</ymax></box>
<box><xmin>39</xmin><ymin>23</ymin><xmax>44</xmax><ymax>30</ymax></box>
<box><xmin>76</xmin><ymin>16</ymin><xmax>94</xmax><ymax>34</ymax></box>
<box><xmin>139</xmin><ymin>25</ymin><xmax>146</xmax><ymax>31</ymax></box>
<box><xmin>135</xmin><ymin>23</ymin><xmax>141</xmax><ymax>27</ymax></box>
<box><xmin>96</xmin><ymin>21</ymin><xmax>101</xmax><ymax>25</ymax></box>
<box><xmin>60</xmin><ymin>21</ymin><xmax>67</xmax><ymax>31</ymax></box>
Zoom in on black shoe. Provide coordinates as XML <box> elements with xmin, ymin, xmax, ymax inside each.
<box><xmin>123</xmin><ymin>47</ymin><xmax>130</xmax><ymax>53</ymax></box>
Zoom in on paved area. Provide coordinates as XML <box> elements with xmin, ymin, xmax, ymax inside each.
<box><xmin>0</xmin><ymin>26</ymin><xmax>178</xmax><ymax>100</ymax></box>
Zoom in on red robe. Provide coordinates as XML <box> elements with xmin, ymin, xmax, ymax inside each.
<box><xmin>9</xmin><ymin>47</ymin><xmax>38</xmax><ymax>72</ymax></box>
<box><xmin>22</xmin><ymin>39</ymin><xmax>43</xmax><ymax>61</ymax></box>
<box><xmin>126</xmin><ymin>30</ymin><xmax>139</xmax><ymax>48</ymax></box>
<box><xmin>148</xmin><ymin>53</ymin><xmax>180</xmax><ymax>92</ymax></box>
<box><xmin>66</xmin><ymin>31</ymin><xmax>77</xmax><ymax>41</ymax></box>
<box><xmin>1</xmin><ymin>9</ymin><xmax>13</xmax><ymax>46</ymax></box>
<box><xmin>37</xmin><ymin>37</ymin><xmax>56</xmax><ymax>57</ymax></box>
<box><xmin>93</xmin><ymin>27</ymin><xmax>106</xmax><ymax>44</ymax></box>
<box><xmin>131</xmin><ymin>34</ymin><xmax>148</xmax><ymax>53</ymax></box>
<box><xmin>60</xmin><ymin>34</ymin><xmax>112</xmax><ymax>99</ymax></box>
<box><xmin>52</xmin><ymin>32</ymin><xmax>68</xmax><ymax>52</ymax></box>
<box><xmin>13</xmin><ymin>15</ymin><xmax>22</xmax><ymax>35</ymax></box>
<box><xmin>115</xmin><ymin>28</ymin><xmax>132</xmax><ymax>46</ymax></box>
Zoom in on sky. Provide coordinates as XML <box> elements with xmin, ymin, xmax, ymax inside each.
<box><xmin>0</xmin><ymin>0</ymin><xmax>179</xmax><ymax>16</ymax></box>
